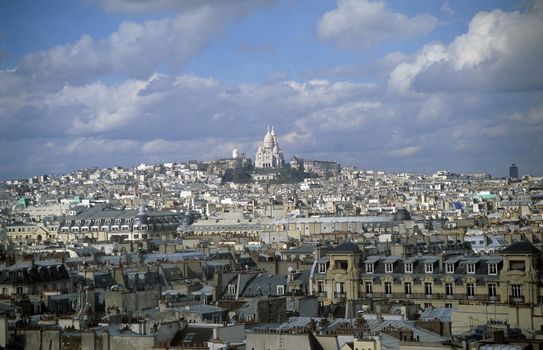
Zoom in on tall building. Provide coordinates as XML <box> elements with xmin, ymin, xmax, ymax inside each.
<box><xmin>255</xmin><ymin>126</ymin><xmax>284</xmax><ymax>168</ymax></box>
<box><xmin>509</xmin><ymin>163</ymin><xmax>519</xmax><ymax>178</ymax></box>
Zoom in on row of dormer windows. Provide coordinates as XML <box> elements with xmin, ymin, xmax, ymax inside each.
<box><xmin>364</xmin><ymin>261</ymin><xmax>499</xmax><ymax>275</ymax></box>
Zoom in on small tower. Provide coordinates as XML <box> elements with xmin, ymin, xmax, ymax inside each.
<box><xmin>509</xmin><ymin>163</ymin><xmax>519</xmax><ymax>178</ymax></box>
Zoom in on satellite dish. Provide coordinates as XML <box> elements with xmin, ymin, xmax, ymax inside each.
<box><xmin>287</xmin><ymin>266</ymin><xmax>293</xmax><ymax>273</ymax></box>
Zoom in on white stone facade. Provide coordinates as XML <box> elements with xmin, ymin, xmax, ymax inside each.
<box><xmin>255</xmin><ymin>126</ymin><xmax>284</xmax><ymax>168</ymax></box>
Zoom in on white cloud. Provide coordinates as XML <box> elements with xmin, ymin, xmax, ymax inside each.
<box><xmin>388</xmin><ymin>43</ymin><xmax>448</xmax><ymax>93</ymax></box>
<box><xmin>388</xmin><ymin>145</ymin><xmax>422</xmax><ymax>157</ymax></box>
<box><xmin>318</xmin><ymin>0</ymin><xmax>438</xmax><ymax>50</ymax></box>
<box><xmin>15</xmin><ymin>4</ymin><xmax>265</xmax><ymax>81</ymax></box>
<box><xmin>389</xmin><ymin>5</ymin><xmax>543</xmax><ymax>93</ymax></box>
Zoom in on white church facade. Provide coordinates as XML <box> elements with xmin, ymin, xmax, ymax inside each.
<box><xmin>255</xmin><ymin>126</ymin><xmax>284</xmax><ymax>168</ymax></box>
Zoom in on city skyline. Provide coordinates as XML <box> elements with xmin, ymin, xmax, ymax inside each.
<box><xmin>1</xmin><ymin>0</ymin><xmax>543</xmax><ymax>179</ymax></box>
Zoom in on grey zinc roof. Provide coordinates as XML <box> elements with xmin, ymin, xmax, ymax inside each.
<box><xmin>420</xmin><ymin>256</ymin><xmax>439</xmax><ymax>263</ymax></box>
<box><xmin>365</xmin><ymin>255</ymin><xmax>386</xmax><ymax>263</ymax></box>
<box><xmin>420</xmin><ymin>307</ymin><xmax>452</xmax><ymax>322</ymax></box>
<box><xmin>383</xmin><ymin>256</ymin><xmax>401</xmax><ymax>264</ymax></box>
<box><xmin>282</xmin><ymin>245</ymin><xmax>317</xmax><ymax>254</ymax></box>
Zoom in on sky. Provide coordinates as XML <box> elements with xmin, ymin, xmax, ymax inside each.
<box><xmin>0</xmin><ymin>0</ymin><xmax>542</xmax><ymax>179</ymax></box>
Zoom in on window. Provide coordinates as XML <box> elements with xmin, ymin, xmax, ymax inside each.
<box><xmin>467</xmin><ymin>263</ymin><xmax>475</xmax><ymax>274</ymax></box>
<box><xmin>404</xmin><ymin>282</ymin><xmax>412</xmax><ymax>295</ymax></box>
<box><xmin>335</xmin><ymin>260</ymin><xmax>348</xmax><ymax>270</ymax></box>
<box><xmin>511</xmin><ymin>284</ymin><xmax>523</xmax><ymax>299</ymax></box>
<box><xmin>467</xmin><ymin>283</ymin><xmax>475</xmax><ymax>297</ymax></box>
<box><xmin>336</xmin><ymin>282</ymin><xmax>344</xmax><ymax>294</ymax></box>
<box><xmin>510</xmin><ymin>260</ymin><xmax>525</xmax><ymax>271</ymax></box>
<box><xmin>445</xmin><ymin>303</ymin><xmax>452</xmax><ymax>309</ymax></box>
<box><xmin>488</xmin><ymin>283</ymin><xmax>497</xmax><ymax>297</ymax></box>
<box><xmin>425</xmin><ymin>263</ymin><xmax>433</xmax><ymax>274</ymax></box>
<box><xmin>228</xmin><ymin>284</ymin><xmax>236</xmax><ymax>295</ymax></box>
<box><xmin>488</xmin><ymin>263</ymin><xmax>497</xmax><ymax>275</ymax></box>
<box><xmin>385</xmin><ymin>263</ymin><xmax>393</xmax><ymax>273</ymax></box>
<box><xmin>424</xmin><ymin>282</ymin><xmax>432</xmax><ymax>296</ymax></box>
<box><xmin>445</xmin><ymin>263</ymin><xmax>454</xmax><ymax>274</ymax></box>
<box><xmin>366</xmin><ymin>263</ymin><xmax>374</xmax><ymax>274</ymax></box>
<box><xmin>405</xmin><ymin>263</ymin><xmax>413</xmax><ymax>273</ymax></box>
<box><xmin>317</xmin><ymin>281</ymin><xmax>324</xmax><ymax>293</ymax></box>
<box><xmin>445</xmin><ymin>283</ymin><xmax>453</xmax><ymax>296</ymax></box>
<box><xmin>365</xmin><ymin>282</ymin><xmax>373</xmax><ymax>295</ymax></box>
<box><xmin>384</xmin><ymin>282</ymin><xmax>392</xmax><ymax>295</ymax></box>
<box><xmin>276</xmin><ymin>285</ymin><xmax>284</xmax><ymax>295</ymax></box>
<box><xmin>319</xmin><ymin>263</ymin><xmax>327</xmax><ymax>273</ymax></box>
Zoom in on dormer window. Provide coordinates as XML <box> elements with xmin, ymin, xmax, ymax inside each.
<box><xmin>445</xmin><ymin>263</ymin><xmax>455</xmax><ymax>274</ymax></box>
<box><xmin>405</xmin><ymin>263</ymin><xmax>413</xmax><ymax>273</ymax></box>
<box><xmin>467</xmin><ymin>263</ymin><xmax>476</xmax><ymax>274</ymax></box>
<box><xmin>319</xmin><ymin>263</ymin><xmax>327</xmax><ymax>273</ymax></box>
<box><xmin>488</xmin><ymin>263</ymin><xmax>497</xmax><ymax>275</ymax></box>
<box><xmin>366</xmin><ymin>263</ymin><xmax>374</xmax><ymax>274</ymax></box>
<box><xmin>276</xmin><ymin>285</ymin><xmax>284</xmax><ymax>295</ymax></box>
<box><xmin>228</xmin><ymin>284</ymin><xmax>236</xmax><ymax>295</ymax></box>
<box><xmin>425</xmin><ymin>263</ymin><xmax>433</xmax><ymax>274</ymax></box>
<box><xmin>385</xmin><ymin>263</ymin><xmax>393</xmax><ymax>273</ymax></box>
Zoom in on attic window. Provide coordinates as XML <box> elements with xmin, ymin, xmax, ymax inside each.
<box><xmin>488</xmin><ymin>263</ymin><xmax>497</xmax><ymax>275</ymax></box>
<box><xmin>445</xmin><ymin>263</ymin><xmax>454</xmax><ymax>274</ymax></box>
<box><xmin>404</xmin><ymin>263</ymin><xmax>413</xmax><ymax>273</ymax></box>
<box><xmin>319</xmin><ymin>263</ymin><xmax>327</xmax><ymax>273</ymax></box>
<box><xmin>509</xmin><ymin>260</ymin><xmax>525</xmax><ymax>272</ymax></box>
<box><xmin>335</xmin><ymin>260</ymin><xmax>348</xmax><ymax>270</ymax></box>
<box><xmin>276</xmin><ymin>285</ymin><xmax>284</xmax><ymax>295</ymax></box>
<box><xmin>365</xmin><ymin>263</ymin><xmax>374</xmax><ymax>274</ymax></box>
<box><xmin>466</xmin><ymin>263</ymin><xmax>475</xmax><ymax>274</ymax></box>
<box><xmin>228</xmin><ymin>284</ymin><xmax>236</xmax><ymax>295</ymax></box>
<box><xmin>385</xmin><ymin>263</ymin><xmax>393</xmax><ymax>273</ymax></box>
<box><xmin>424</xmin><ymin>263</ymin><xmax>433</xmax><ymax>274</ymax></box>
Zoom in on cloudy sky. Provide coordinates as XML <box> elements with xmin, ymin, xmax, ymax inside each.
<box><xmin>1</xmin><ymin>0</ymin><xmax>542</xmax><ymax>179</ymax></box>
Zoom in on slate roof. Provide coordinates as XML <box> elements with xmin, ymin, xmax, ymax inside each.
<box><xmin>0</xmin><ymin>263</ymin><xmax>70</xmax><ymax>285</ymax></box>
<box><xmin>328</xmin><ymin>242</ymin><xmax>361</xmax><ymax>254</ymax></box>
<box><xmin>501</xmin><ymin>241</ymin><xmax>540</xmax><ymax>254</ymax></box>
<box><xmin>241</xmin><ymin>273</ymin><xmax>288</xmax><ymax>297</ymax></box>
<box><xmin>93</xmin><ymin>272</ymin><xmax>116</xmax><ymax>289</ymax></box>
<box><xmin>171</xmin><ymin>326</ymin><xmax>213</xmax><ymax>346</ymax></box>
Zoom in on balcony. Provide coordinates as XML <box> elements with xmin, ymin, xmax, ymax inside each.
<box><xmin>509</xmin><ymin>296</ymin><xmax>525</xmax><ymax>304</ymax></box>
<box><xmin>334</xmin><ymin>293</ymin><xmax>346</xmax><ymax>299</ymax></box>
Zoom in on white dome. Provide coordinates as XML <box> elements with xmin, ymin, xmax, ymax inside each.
<box><xmin>263</xmin><ymin>131</ymin><xmax>274</xmax><ymax>148</ymax></box>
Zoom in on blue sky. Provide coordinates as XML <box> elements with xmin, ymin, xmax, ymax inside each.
<box><xmin>1</xmin><ymin>0</ymin><xmax>542</xmax><ymax>179</ymax></box>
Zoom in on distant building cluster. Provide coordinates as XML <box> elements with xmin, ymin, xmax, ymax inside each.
<box><xmin>0</xmin><ymin>130</ymin><xmax>541</xmax><ymax>349</ymax></box>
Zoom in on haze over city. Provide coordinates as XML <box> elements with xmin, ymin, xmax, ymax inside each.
<box><xmin>1</xmin><ymin>0</ymin><xmax>542</xmax><ymax>179</ymax></box>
